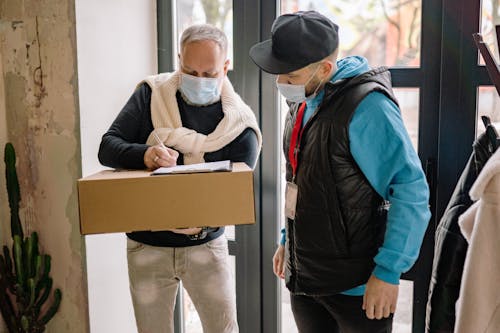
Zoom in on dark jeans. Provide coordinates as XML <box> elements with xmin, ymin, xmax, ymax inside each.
<box><xmin>291</xmin><ymin>293</ymin><xmax>393</xmax><ymax>333</ymax></box>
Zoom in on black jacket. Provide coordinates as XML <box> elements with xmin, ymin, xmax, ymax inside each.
<box><xmin>426</xmin><ymin>130</ymin><xmax>497</xmax><ymax>332</ymax></box>
<box><xmin>283</xmin><ymin>67</ymin><xmax>398</xmax><ymax>295</ymax></box>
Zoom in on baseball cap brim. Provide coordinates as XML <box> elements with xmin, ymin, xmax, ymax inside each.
<box><xmin>249</xmin><ymin>39</ymin><xmax>308</xmax><ymax>75</ymax></box>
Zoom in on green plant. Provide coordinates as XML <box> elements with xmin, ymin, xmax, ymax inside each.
<box><xmin>0</xmin><ymin>143</ymin><xmax>62</xmax><ymax>332</ymax></box>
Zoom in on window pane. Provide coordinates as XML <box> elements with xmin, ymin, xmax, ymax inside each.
<box><xmin>394</xmin><ymin>280</ymin><xmax>413</xmax><ymax>333</ymax></box>
<box><xmin>225</xmin><ymin>225</ymin><xmax>235</xmax><ymax>240</ymax></box>
<box><xmin>280</xmin><ymin>0</ymin><xmax>422</xmax><ymax>67</ymax></box>
<box><xmin>477</xmin><ymin>86</ymin><xmax>500</xmax><ymax>137</ymax></box>
<box><xmin>479</xmin><ymin>0</ymin><xmax>500</xmax><ymax>65</ymax></box>
<box><xmin>394</xmin><ymin>88</ymin><xmax>420</xmax><ymax>151</ymax></box>
<box><xmin>281</xmin><ymin>281</ymin><xmax>298</xmax><ymax>333</ymax></box>
<box><xmin>175</xmin><ymin>0</ymin><xmax>233</xmax><ymax>68</ymax></box>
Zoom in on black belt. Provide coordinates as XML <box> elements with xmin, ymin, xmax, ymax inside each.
<box><xmin>187</xmin><ymin>227</ymin><xmax>219</xmax><ymax>241</ymax></box>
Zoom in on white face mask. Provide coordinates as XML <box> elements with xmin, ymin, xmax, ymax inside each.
<box><xmin>276</xmin><ymin>66</ymin><xmax>322</xmax><ymax>103</ymax></box>
<box><xmin>179</xmin><ymin>73</ymin><xmax>222</xmax><ymax>106</ymax></box>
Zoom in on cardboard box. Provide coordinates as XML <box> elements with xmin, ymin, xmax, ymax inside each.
<box><xmin>77</xmin><ymin>163</ymin><xmax>255</xmax><ymax>235</ymax></box>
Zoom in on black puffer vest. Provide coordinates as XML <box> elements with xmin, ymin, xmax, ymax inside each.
<box><xmin>283</xmin><ymin>67</ymin><xmax>398</xmax><ymax>295</ymax></box>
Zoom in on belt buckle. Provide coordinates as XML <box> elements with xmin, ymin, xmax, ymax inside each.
<box><xmin>187</xmin><ymin>227</ymin><xmax>208</xmax><ymax>241</ymax></box>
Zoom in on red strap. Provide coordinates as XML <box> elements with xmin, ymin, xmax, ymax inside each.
<box><xmin>288</xmin><ymin>102</ymin><xmax>307</xmax><ymax>178</ymax></box>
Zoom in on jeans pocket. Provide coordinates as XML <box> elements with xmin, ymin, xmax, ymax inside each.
<box><xmin>205</xmin><ymin>236</ymin><xmax>228</xmax><ymax>258</ymax></box>
<box><xmin>126</xmin><ymin>238</ymin><xmax>145</xmax><ymax>253</ymax></box>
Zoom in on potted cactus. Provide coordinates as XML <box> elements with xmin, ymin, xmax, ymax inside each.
<box><xmin>0</xmin><ymin>143</ymin><xmax>61</xmax><ymax>332</ymax></box>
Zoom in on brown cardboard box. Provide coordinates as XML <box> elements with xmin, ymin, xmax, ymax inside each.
<box><xmin>77</xmin><ymin>162</ymin><xmax>255</xmax><ymax>235</ymax></box>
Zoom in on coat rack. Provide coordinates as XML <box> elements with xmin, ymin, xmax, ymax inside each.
<box><xmin>473</xmin><ymin>26</ymin><xmax>500</xmax><ymax>95</ymax></box>
<box><xmin>482</xmin><ymin>115</ymin><xmax>500</xmax><ymax>152</ymax></box>
<box><xmin>473</xmin><ymin>26</ymin><xmax>500</xmax><ymax>150</ymax></box>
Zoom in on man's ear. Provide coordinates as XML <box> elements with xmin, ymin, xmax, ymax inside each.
<box><xmin>320</xmin><ymin>60</ymin><xmax>334</xmax><ymax>79</ymax></box>
<box><xmin>223</xmin><ymin>59</ymin><xmax>230</xmax><ymax>76</ymax></box>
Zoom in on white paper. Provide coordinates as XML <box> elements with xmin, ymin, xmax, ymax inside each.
<box><xmin>151</xmin><ymin>160</ymin><xmax>232</xmax><ymax>175</ymax></box>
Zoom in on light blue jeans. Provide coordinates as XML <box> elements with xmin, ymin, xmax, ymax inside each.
<box><xmin>127</xmin><ymin>236</ymin><xmax>238</xmax><ymax>333</ymax></box>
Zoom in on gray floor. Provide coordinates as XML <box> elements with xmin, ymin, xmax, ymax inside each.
<box><xmin>86</xmin><ymin>233</ymin><xmax>412</xmax><ymax>333</ymax></box>
<box><xmin>185</xmin><ymin>279</ymin><xmax>413</xmax><ymax>333</ymax></box>
<box><xmin>281</xmin><ymin>279</ymin><xmax>412</xmax><ymax>333</ymax></box>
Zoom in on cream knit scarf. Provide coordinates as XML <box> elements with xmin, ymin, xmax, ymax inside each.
<box><xmin>141</xmin><ymin>71</ymin><xmax>262</xmax><ymax>164</ymax></box>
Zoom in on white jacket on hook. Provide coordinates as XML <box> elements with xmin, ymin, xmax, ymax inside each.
<box><xmin>455</xmin><ymin>148</ymin><xmax>500</xmax><ymax>333</ymax></box>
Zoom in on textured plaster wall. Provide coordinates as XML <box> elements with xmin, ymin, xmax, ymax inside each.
<box><xmin>0</xmin><ymin>31</ymin><xmax>8</xmax><ymax>333</ymax></box>
<box><xmin>0</xmin><ymin>0</ymin><xmax>89</xmax><ymax>332</ymax></box>
<box><xmin>0</xmin><ymin>43</ymin><xmax>8</xmax><ymax>250</ymax></box>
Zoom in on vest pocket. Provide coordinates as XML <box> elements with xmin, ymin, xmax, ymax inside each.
<box><xmin>327</xmin><ymin>212</ymin><xmax>350</xmax><ymax>257</ymax></box>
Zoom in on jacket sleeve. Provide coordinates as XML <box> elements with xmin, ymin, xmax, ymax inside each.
<box><xmin>98</xmin><ymin>84</ymin><xmax>153</xmax><ymax>170</ymax></box>
<box><xmin>349</xmin><ymin>91</ymin><xmax>431</xmax><ymax>284</ymax></box>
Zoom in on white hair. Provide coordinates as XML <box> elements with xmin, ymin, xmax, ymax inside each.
<box><xmin>180</xmin><ymin>24</ymin><xmax>228</xmax><ymax>55</ymax></box>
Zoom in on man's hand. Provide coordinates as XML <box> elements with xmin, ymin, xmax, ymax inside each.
<box><xmin>362</xmin><ymin>274</ymin><xmax>399</xmax><ymax>320</ymax></box>
<box><xmin>144</xmin><ymin>145</ymin><xmax>179</xmax><ymax>170</ymax></box>
<box><xmin>273</xmin><ymin>245</ymin><xmax>285</xmax><ymax>279</ymax></box>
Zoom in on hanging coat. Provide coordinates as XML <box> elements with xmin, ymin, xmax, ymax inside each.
<box><xmin>454</xmin><ymin>148</ymin><xmax>500</xmax><ymax>333</ymax></box>
<box><xmin>426</xmin><ymin>131</ymin><xmax>497</xmax><ymax>333</ymax></box>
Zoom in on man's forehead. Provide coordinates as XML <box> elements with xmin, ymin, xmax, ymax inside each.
<box><xmin>284</xmin><ymin>66</ymin><xmax>310</xmax><ymax>77</ymax></box>
<box><xmin>181</xmin><ymin>40</ymin><xmax>223</xmax><ymax>54</ymax></box>
<box><xmin>181</xmin><ymin>63</ymin><xmax>218</xmax><ymax>73</ymax></box>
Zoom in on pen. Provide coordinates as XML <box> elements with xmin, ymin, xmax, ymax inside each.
<box><xmin>153</xmin><ymin>132</ymin><xmax>167</xmax><ymax>150</ymax></box>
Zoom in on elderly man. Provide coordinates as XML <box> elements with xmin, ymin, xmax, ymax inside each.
<box><xmin>99</xmin><ymin>24</ymin><xmax>261</xmax><ymax>333</ymax></box>
<box><xmin>250</xmin><ymin>11</ymin><xmax>430</xmax><ymax>333</ymax></box>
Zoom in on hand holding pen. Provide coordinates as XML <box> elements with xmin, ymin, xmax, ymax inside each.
<box><xmin>144</xmin><ymin>132</ymin><xmax>179</xmax><ymax>169</ymax></box>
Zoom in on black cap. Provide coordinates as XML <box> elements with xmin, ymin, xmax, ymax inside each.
<box><xmin>249</xmin><ymin>11</ymin><xmax>339</xmax><ymax>74</ymax></box>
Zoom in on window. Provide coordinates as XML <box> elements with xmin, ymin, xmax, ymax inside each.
<box><xmin>479</xmin><ymin>0</ymin><xmax>500</xmax><ymax>65</ymax></box>
<box><xmin>174</xmin><ymin>0</ymin><xmax>234</xmax><ymax>69</ymax></box>
<box><xmin>280</xmin><ymin>0</ymin><xmax>422</xmax><ymax>67</ymax></box>
<box><xmin>477</xmin><ymin>86</ymin><xmax>500</xmax><ymax>136</ymax></box>
<box><xmin>395</xmin><ymin>88</ymin><xmax>420</xmax><ymax>150</ymax></box>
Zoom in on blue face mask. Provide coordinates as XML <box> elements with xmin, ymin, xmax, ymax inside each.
<box><xmin>179</xmin><ymin>73</ymin><xmax>222</xmax><ymax>106</ymax></box>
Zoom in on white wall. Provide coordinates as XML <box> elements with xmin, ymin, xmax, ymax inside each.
<box><xmin>75</xmin><ymin>1</ymin><xmax>157</xmax><ymax>332</ymax></box>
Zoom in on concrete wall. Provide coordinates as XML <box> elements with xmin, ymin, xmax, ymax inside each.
<box><xmin>0</xmin><ymin>0</ymin><xmax>89</xmax><ymax>332</ymax></box>
<box><xmin>0</xmin><ymin>39</ymin><xmax>8</xmax><ymax>333</ymax></box>
<box><xmin>75</xmin><ymin>0</ymin><xmax>157</xmax><ymax>332</ymax></box>
<box><xmin>0</xmin><ymin>38</ymin><xmax>8</xmax><ymax>253</ymax></box>
<box><xmin>0</xmin><ymin>27</ymin><xmax>9</xmax><ymax>333</ymax></box>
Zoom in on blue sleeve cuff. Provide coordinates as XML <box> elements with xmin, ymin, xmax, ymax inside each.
<box><xmin>280</xmin><ymin>228</ymin><xmax>286</xmax><ymax>245</ymax></box>
<box><xmin>373</xmin><ymin>265</ymin><xmax>401</xmax><ymax>285</ymax></box>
